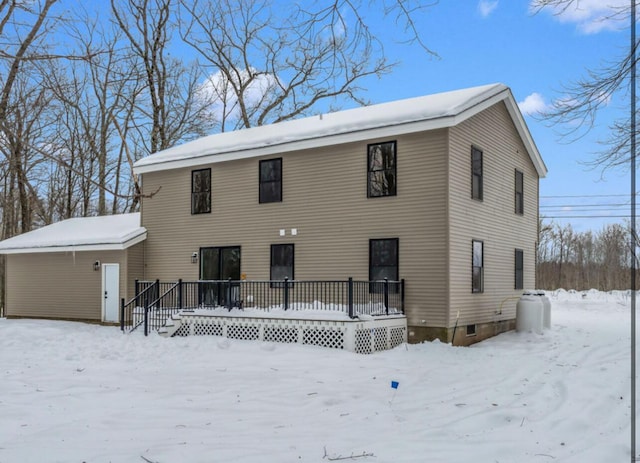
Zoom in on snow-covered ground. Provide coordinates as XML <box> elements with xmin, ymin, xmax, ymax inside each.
<box><xmin>0</xmin><ymin>290</ymin><xmax>633</xmax><ymax>462</ymax></box>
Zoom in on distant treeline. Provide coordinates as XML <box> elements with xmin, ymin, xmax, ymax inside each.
<box><xmin>536</xmin><ymin>220</ymin><xmax>637</xmax><ymax>291</ymax></box>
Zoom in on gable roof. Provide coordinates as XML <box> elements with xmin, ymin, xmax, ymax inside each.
<box><xmin>0</xmin><ymin>213</ymin><xmax>146</xmax><ymax>254</ymax></box>
<box><xmin>133</xmin><ymin>83</ymin><xmax>547</xmax><ymax>177</ymax></box>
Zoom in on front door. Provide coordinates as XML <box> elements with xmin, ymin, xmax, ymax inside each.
<box><xmin>200</xmin><ymin>247</ymin><xmax>241</xmax><ymax>307</ymax></box>
<box><xmin>102</xmin><ymin>263</ymin><xmax>120</xmax><ymax>322</ymax></box>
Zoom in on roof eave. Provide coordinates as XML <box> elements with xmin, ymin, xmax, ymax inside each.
<box><xmin>503</xmin><ymin>92</ymin><xmax>548</xmax><ymax>178</ymax></box>
<box><xmin>0</xmin><ymin>230</ymin><xmax>147</xmax><ymax>255</ymax></box>
<box><xmin>134</xmin><ymin>85</ymin><xmax>547</xmax><ymax>179</ymax></box>
<box><xmin>133</xmin><ymin>116</ymin><xmax>460</xmax><ymax>174</ymax></box>
<box><xmin>452</xmin><ymin>87</ymin><xmax>547</xmax><ymax>178</ymax></box>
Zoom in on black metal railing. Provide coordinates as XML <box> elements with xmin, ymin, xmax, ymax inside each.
<box><xmin>120</xmin><ymin>280</ymin><xmax>156</xmax><ymax>334</ymax></box>
<box><xmin>121</xmin><ymin>277</ymin><xmax>405</xmax><ymax>335</ymax></box>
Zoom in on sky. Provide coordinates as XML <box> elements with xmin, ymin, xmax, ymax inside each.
<box><xmin>0</xmin><ymin>290</ymin><xmax>631</xmax><ymax>461</ymax></box>
<box><xmin>350</xmin><ymin>0</ymin><xmax>631</xmax><ymax>233</ymax></box>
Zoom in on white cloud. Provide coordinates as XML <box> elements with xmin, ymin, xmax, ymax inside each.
<box><xmin>531</xmin><ymin>0</ymin><xmax>628</xmax><ymax>34</ymax></box>
<box><xmin>518</xmin><ymin>92</ymin><xmax>550</xmax><ymax>116</ymax></box>
<box><xmin>196</xmin><ymin>68</ymin><xmax>279</xmax><ymax>128</ymax></box>
<box><xmin>478</xmin><ymin>0</ymin><xmax>499</xmax><ymax>18</ymax></box>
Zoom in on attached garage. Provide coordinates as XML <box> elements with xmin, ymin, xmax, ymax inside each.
<box><xmin>0</xmin><ymin>214</ymin><xmax>146</xmax><ymax>323</ymax></box>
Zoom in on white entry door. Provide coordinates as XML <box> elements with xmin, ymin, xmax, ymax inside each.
<box><xmin>102</xmin><ymin>264</ymin><xmax>120</xmax><ymax>323</ymax></box>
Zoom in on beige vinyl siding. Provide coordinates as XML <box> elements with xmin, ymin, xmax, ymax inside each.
<box><xmin>141</xmin><ymin>130</ymin><xmax>449</xmax><ymax>326</ymax></box>
<box><xmin>125</xmin><ymin>242</ymin><xmax>145</xmax><ymax>300</ymax></box>
<box><xmin>448</xmin><ymin>102</ymin><xmax>539</xmax><ymax>327</ymax></box>
<box><xmin>5</xmin><ymin>250</ymin><xmax>133</xmax><ymax>321</ymax></box>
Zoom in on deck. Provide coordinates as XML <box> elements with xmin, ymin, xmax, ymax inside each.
<box><xmin>161</xmin><ymin>308</ymin><xmax>406</xmax><ymax>354</ymax></box>
<box><xmin>122</xmin><ymin>278</ymin><xmax>407</xmax><ymax>353</ymax></box>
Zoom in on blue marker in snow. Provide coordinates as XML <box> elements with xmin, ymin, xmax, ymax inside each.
<box><xmin>389</xmin><ymin>380</ymin><xmax>400</xmax><ymax>405</ymax></box>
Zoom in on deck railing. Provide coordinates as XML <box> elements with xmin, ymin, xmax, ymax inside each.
<box><xmin>121</xmin><ymin>278</ymin><xmax>405</xmax><ymax>336</ymax></box>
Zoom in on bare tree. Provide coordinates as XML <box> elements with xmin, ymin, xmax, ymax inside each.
<box><xmin>0</xmin><ymin>75</ymin><xmax>55</xmax><ymax>235</ymax></box>
<box><xmin>0</xmin><ymin>0</ymin><xmax>79</xmax><ymax>239</ymax></box>
<box><xmin>536</xmin><ymin>219</ymin><xmax>639</xmax><ymax>290</ymax></box>
<box><xmin>111</xmin><ymin>0</ymin><xmax>214</xmax><ymax>154</ymax></box>
<box><xmin>45</xmin><ymin>13</ymin><xmax>141</xmax><ymax>216</ymax></box>
<box><xmin>179</xmin><ymin>0</ymin><xmax>437</xmax><ymax>131</ymax></box>
<box><xmin>0</xmin><ymin>0</ymin><xmax>61</xmax><ymax>235</ymax></box>
<box><xmin>531</xmin><ymin>0</ymin><xmax>634</xmax><ymax>170</ymax></box>
<box><xmin>0</xmin><ymin>0</ymin><xmax>59</xmax><ymax>124</ymax></box>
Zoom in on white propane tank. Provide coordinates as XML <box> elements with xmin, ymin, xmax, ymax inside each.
<box><xmin>536</xmin><ymin>291</ymin><xmax>552</xmax><ymax>329</ymax></box>
<box><xmin>516</xmin><ymin>291</ymin><xmax>543</xmax><ymax>334</ymax></box>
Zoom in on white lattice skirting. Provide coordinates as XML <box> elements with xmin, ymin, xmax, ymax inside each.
<box><xmin>161</xmin><ymin>313</ymin><xmax>407</xmax><ymax>354</ymax></box>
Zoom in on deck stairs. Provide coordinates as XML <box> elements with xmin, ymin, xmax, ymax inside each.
<box><xmin>157</xmin><ymin>313</ymin><xmax>183</xmax><ymax>337</ymax></box>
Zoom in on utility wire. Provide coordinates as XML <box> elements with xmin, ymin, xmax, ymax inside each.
<box><xmin>541</xmin><ymin>193</ymin><xmax>639</xmax><ymax>199</ymax></box>
<box><xmin>543</xmin><ymin>210</ymin><xmax>628</xmax><ymax>214</ymax></box>
<box><xmin>542</xmin><ymin>215</ymin><xmax>631</xmax><ymax>219</ymax></box>
<box><xmin>540</xmin><ymin>203</ymin><xmax>629</xmax><ymax>208</ymax></box>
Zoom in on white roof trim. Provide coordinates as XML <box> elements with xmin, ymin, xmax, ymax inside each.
<box><xmin>502</xmin><ymin>91</ymin><xmax>548</xmax><ymax>177</ymax></box>
<box><xmin>0</xmin><ymin>213</ymin><xmax>147</xmax><ymax>254</ymax></box>
<box><xmin>0</xmin><ymin>231</ymin><xmax>147</xmax><ymax>254</ymax></box>
<box><xmin>133</xmin><ymin>83</ymin><xmax>547</xmax><ymax>178</ymax></box>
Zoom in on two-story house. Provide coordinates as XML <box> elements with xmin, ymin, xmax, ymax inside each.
<box><xmin>0</xmin><ymin>83</ymin><xmax>546</xmax><ymax>346</ymax></box>
<box><xmin>133</xmin><ymin>82</ymin><xmax>546</xmax><ymax>345</ymax></box>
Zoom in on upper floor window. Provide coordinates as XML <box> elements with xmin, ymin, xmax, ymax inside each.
<box><xmin>191</xmin><ymin>168</ymin><xmax>211</xmax><ymax>214</ymax></box>
<box><xmin>472</xmin><ymin>240</ymin><xmax>484</xmax><ymax>293</ymax></box>
<box><xmin>515</xmin><ymin>169</ymin><xmax>524</xmax><ymax>215</ymax></box>
<box><xmin>515</xmin><ymin>249</ymin><xmax>524</xmax><ymax>290</ymax></box>
<box><xmin>367</xmin><ymin>141</ymin><xmax>397</xmax><ymax>197</ymax></box>
<box><xmin>471</xmin><ymin>147</ymin><xmax>483</xmax><ymax>200</ymax></box>
<box><xmin>260</xmin><ymin>158</ymin><xmax>282</xmax><ymax>203</ymax></box>
<box><xmin>369</xmin><ymin>238</ymin><xmax>399</xmax><ymax>293</ymax></box>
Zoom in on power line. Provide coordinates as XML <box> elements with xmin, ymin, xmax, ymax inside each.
<box><xmin>540</xmin><ymin>193</ymin><xmax>638</xmax><ymax>199</ymax></box>
<box><xmin>543</xmin><ymin>210</ymin><xmax>628</xmax><ymax>214</ymax></box>
<box><xmin>540</xmin><ymin>203</ymin><xmax>629</xmax><ymax>208</ymax></box>
<box><xmin>541</xmin><ymin>215</ymin><xmax>630</xmax><ymax>219</ymax></box>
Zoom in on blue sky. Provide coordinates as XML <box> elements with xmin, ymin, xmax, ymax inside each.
<box><xmin>352</xmin><ymin>0</ymin><xmax>630</xmax><ymax>233</ymax></box>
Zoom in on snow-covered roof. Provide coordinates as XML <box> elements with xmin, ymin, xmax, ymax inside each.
<box><xmin>0</xmin><ymin>213</ymin><xmax>146</xmax><ymax>254</ymax></box>
<box><xmin>133</xmin><ymin>83</ymin><xmax>547</xmax><ymax>177</ymax></box>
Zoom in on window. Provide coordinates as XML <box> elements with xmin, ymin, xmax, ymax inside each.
<box><xmin>271</xmin><ymin>244</ymin><xmax>294</xmax><ymax>283</ymax></box>
<box><xmin>191</xmin><ymin>168</ymin><xmax>211</xmax><ymax>214</ymax></box>
<box><xmin>515</xmin><ymin>249</ymin><xmax>524</xmax><ymax>290</ymax></box>
<box><xmin>260</xmin><ymin>158</ymin><xmax>282</xmax><ymax>203</ymax></box>
<box><xmin>466</xmin><ymin>324</ymin><xmax>477</xmax><ymax>336</ymax></box>
<box><xmin>369</xmin><ymin>238</ymin><xmax>399</xmax><ymax>293</ymax></box>
<box><xmin>471</xmin><ymin>147</ymin><xmax>483</xmax><ymax>200</ymax></box>
<box><xmin>367</xmin><ymin>141</ymin><xmax>397</xmax><ymax>197</ymax></box>
<box><xmin>472</xmin><ymin>240</ymin><xmax>484</xmax><ymax>293</ymax></box>
<box><xmin>515</xmin><ymin>169</ymin><xmax>524</xmax><ymax>215</ymax></box>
